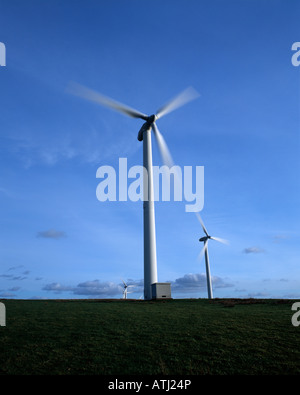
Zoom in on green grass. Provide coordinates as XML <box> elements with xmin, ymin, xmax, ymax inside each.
<box><xmin>0</xmin><ymin>298</ymin><xmax>299</xmax><ymax>375</ymax></box>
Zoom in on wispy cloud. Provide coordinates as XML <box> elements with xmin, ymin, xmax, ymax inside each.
<box><xmin>243</xmin><ymin>246</ymin><xmax>265</xmax><ymax>254</ymax></box>
<box><xmin>0</xmin><ymin>291</ymin><xmax>17</xmax><ymax>298</ymax></box>
<box><xmin>6</xmin><ymin>121</ymin><xmax>139</xmax><ymax>169</ymax></box>
<box><xmin>245</xmin><ymin>292</ymin><xmax>269</xmax><ymax>298</ymax></box>
<box><xmin>10</xmin><ymin>276</ymin><xmax>27</xmax><ymax>281</ymax></box>
<box><xmin>8</xmin><ymin>265</ymin><xmax>24</xmax><ymax>271</ymax></box>
<box><xmin>273</xmin><ymin>234</ymin><xmax>287</xmax><ymax>244</ymax></box>
<box><xmin>0</xmin><ymin>266</ymin><xmax>28</xmax><ymax>282</ymax></box>
<box><xmin>37</xmin><ymin>229</ymin><xmax>66</xmax><ymax>239</ymax></box>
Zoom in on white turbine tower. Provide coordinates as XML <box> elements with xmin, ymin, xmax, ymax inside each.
<box><xmin>68</xmin><ymin>82</ymin><xmax>199</xmax><ymax>300</ymax></box>
<box><xmin>196</xmin><ymin>213</ymin><xmax>228</xmax><ymax>299</ymax></box>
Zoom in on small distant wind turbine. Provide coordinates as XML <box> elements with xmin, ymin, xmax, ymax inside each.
<box><xmin>121</xmin><ymin>279</ymin><xmax>134</xmax><ymax>300</ymax></box>
<box><xmin>196</xmin><ymin>213</ymin><xmax>228</xmax><ymax>299</ymax></box>
<box><xmin>68</xmin><ymin>81</ymin><xmax>199</xmax><ymax>300</ymax></box>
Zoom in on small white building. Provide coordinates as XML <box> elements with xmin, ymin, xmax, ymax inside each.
<box><xmin>0</xmin><ymin>302</ymin><xmax>6</xmax><ymax>326</ymax></box>
<box><xmin>151</xmin><ymin>283</ymin><xmax>172</xmax><ymax>299</ymax></box>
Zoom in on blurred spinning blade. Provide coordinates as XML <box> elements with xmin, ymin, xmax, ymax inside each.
<box><xmin>151</xmin><ymin>122</ymin><xmax>174</xmax><ymax>168</ymax></box>
<box><xmin>195</xmin><ymin>212</ymin><xmax>209</xmax><ymax>237</ymax></box>
<box><xmin>210</xmin><ymin>236</ymin><xmax>229</xmax><ymax>245</ymax></box>
<box><xmin>198</xmin><ymin>239</ymin><xmax>208</xmax><ymax>261</ymax></box>
<box><xmin>155</xmin><ymin>86</ymin><xmax>200</xmax><ymax>119</ymax></box>
<box><xmin>67</xmin><ymin>81</ymin><xmax>148</xmax><ymax>120</ymax></box>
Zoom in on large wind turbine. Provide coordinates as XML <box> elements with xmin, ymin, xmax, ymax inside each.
<box><xmin>68</xmin><ymin>82</ymin><xmax>199</xmax><ymax>300</ymax></box>
<box><xmin>196</xmin><ymin>213</ymin><xmax>228</xmax><ymax>299</ymax></box>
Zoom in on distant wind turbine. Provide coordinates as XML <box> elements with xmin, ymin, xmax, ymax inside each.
<box><xmin>121</xmin><ymin>279</ymin><xmax>134</xmax><ymax>300</ymax></box>
<box><xmin>68</xmin><ymin>81</ymin><xmax>199</xmax><ymax>300</ymax></box>
<box><xmin>196</xmin><ymin>213</ymin><xmax>228</xmax><ymax>299</ymax></box>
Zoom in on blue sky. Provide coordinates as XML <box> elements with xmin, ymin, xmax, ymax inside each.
<box><xmin>0</xmin><ymin>0</ymin><xmax>299</xmax><ymax>299</ymax></box>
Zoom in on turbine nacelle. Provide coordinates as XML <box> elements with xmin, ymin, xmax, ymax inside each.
<box><xmin>137</xmin><ymin>114</ymin><xmax>157</xmax><ymax>141</ymax></box>
<box><xmin>199</xmin><ymin>236</ymin><xmax>210</xmax><ymax>242</ymax></box>
<box><xmin>138</xmin><ymin>121</ymin><xmax>152</xmax><ymax>141</ymax></box>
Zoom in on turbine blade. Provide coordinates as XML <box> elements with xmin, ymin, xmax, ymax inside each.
<box><xmin>198</xmin><ymin>240</ymin><xmax>208</xmax><ymax>261</ymax></box>
<box><xmin>67</xmin><ymin>81</ymin><xmax>148</xmax><ymax>120</ymax></box>
<box><xmin>195</xmin><ymin>212</ymin><xmax>209</xmax><ymax>237</ymax></box>
<box><xmin>152</xmin><ymin>123</ymin><xmax>174</xmax><ymax>168</ymax></box>
<box><xmin>210</xmin><ymin>236</ymin><xmax>229</xmax><ymax>245</ymax></box>
<box><xmin>156</xmin><ymin>86</ymin><xmax>200</xmax><ymax>119</ymax></box>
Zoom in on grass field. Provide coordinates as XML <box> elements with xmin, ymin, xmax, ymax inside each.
<box><xmin>0</xmin><ymin>298</ymin><xmax>299</xmax><ymax>375</ymax></box>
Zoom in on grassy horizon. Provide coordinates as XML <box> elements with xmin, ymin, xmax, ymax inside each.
<box><xmin>0</xmin><ymin>298</ymin><xmax>299</xmax><ymax>375</ymax></box>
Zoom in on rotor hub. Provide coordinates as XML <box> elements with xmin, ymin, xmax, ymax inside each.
<box><xmin>147</xmin><ymin>114</ymin><xmax>156</xmax><ymax>124</ymax></box>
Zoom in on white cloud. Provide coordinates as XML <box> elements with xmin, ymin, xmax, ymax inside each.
<box><xmin>41</xmin><ymin>274</ymin><xmax>234</xmax><ymax>298</ymax></box>
<box><xmin>42</xmin><ymin>280</ymin><xmax>124</xmax><ymax>297</ymax></box>
<box><xmin>74</xmin><ymin>280</ymin><xmax>123</xmax><ymax>297</ymax></box>
<box><xmin>170</xmin><ymin>273</ymin><xmax>233</xmax><ymax>293</ymax></box>
<box><xmin>42</xmin><ymin>283</ymin><xmax>73</xmax><ymax>293</ymax></box>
